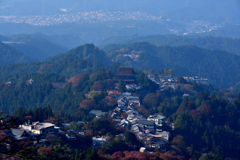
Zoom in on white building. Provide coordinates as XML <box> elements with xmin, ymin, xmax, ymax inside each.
<box><xmin>184</xmin><ymin>76</ymin><xmax>209</xmax><ymax>86</ymax></box>
<box><xmin>20</xmin><ymin>122</ymin><xmax>56</xmax><ymax>135</ymax></box>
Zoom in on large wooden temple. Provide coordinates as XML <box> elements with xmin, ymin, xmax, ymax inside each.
<box><xmin>115</xmin><ymin>66</ymin><xmax>136</xmax><ymax>83</ymax></box>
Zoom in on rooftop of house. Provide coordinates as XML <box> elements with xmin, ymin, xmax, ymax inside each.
<box><xmin>115</xmin><ymin>67</ymin><xmax>135</xmax><ymax>76</ymax></box>
<box><xmin>148</xmin><ymin>114</ymin><xmax>166</xmax><ymax>120</ymax></box>
<box><xmin>137</xmin><ymin>120</ymin><xmax>155</xmax><ymax>126</ymax></box>
<box><xmin>9</xmin><ymin>128</ymin><xmax>29</xmax><ymax>137</ymax></box>
<box><xmin>21</xmin><ymin>122</ymin><xmax>55</xmax><ymax>130</ymax></box>
<box><xmin>5</xmin><ymin>128</ymin><xmax>36</xmax><ymax>140</ymax></box>
<box><xmin>31</xmin><ymin>122</ymin><xmax>55</xmax><ymax>130</ymax></box>
<box><xmin>107</xmin><ymin>90</ymin><xmax>122</xmax><ymax>96</ymax></box>
<box><xmin>89</xmin><ymin>110</ymin><xmax>107</xmax><ymax>117</ymax></box>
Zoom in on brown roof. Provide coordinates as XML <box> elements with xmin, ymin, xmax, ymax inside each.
<box><xmin>107</xmin><ymin>90</ymin><xmax>122</xmax><ymax>96</ymax></box>
<box><xmin>116</xmin><ymin>67</ymin><xmax>134</xmax><ymax>76</ymax></box>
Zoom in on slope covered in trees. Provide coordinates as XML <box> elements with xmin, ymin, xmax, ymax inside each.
<box><xmin>0</xmin><ymin>43</ymin><xmax>120</xmax><ymax>83</ymax></box>
<box><xmin>0</xmin><ymin>41</ymin><xmax>35</xmax><ymax>65</ymax></box>
<box><xmin>105</xmin><ymin>42</ymin><xmax>240</xmax><ymax>88</ymax></box>
<box><xmin>46</xmin><ymin>43</ymin><xmax>110</xmax><ymax>64</ymax></box>
<box><xmin>1</xmin><ymin>42</ymin><xmax>240</xmax><ymax>88</ymax></box>
<box><xmin>39</xmin><ymin>34</ymin><xmax>85</xmax><ymax>50</ymax></box>
<box><xmin>1</xmin><ymin>34</ymin><xmax>68</xmax><ymax>61</ymax></box>
<box><xmin>101</xmin><ymin>35</ymin><xmax>240</xmax><ymax>56</ymax></box>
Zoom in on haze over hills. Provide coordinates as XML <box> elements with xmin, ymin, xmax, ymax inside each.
<box><xmin>1</xmin><ymin>1</ymin><xmax>240</xmax><ymax>159</ymax></box>
<box><xmin>100</xmin><ymin>35</ymin><xmax>240</xmax><ymax>56</ymax></box>
<box><xmin>39</xmin><ymin>34</ymin><xmax>85</xmax><ymax>50</ymax></box>
<box><xmin>0</xmin><ymin>34</ymin><xmax>86</xmax><ymax>61</ymax></box>
<box><xmin>0</xmin><ymin>41</ymin><xmax>36</xmax><ymax>65</ymax></box>
<box><xmin>0</xmin><ymin>0</ymin><xmax>239</xmax><ymax>43</ymax></box>
<box><xmin>1</xmin><ymin>34</ymin><xmax>68</xmax><ymax>61</ymax></box>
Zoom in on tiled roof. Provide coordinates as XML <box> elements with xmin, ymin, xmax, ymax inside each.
<box><xmin>116</xmin><ymin>67</ymin><xmax>134</xmax><ymax>76</ymax></box>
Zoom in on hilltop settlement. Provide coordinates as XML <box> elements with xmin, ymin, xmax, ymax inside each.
<box><xmin>1</xmin><ymin>63</ymin><xmax>239</xmax><ymax>160</ymax></box>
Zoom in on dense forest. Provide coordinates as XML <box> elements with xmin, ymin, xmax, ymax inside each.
<box><xmin>0</xmin><ymin>41</ymin><xmax>35</xmax><ymax>65</ymax></box>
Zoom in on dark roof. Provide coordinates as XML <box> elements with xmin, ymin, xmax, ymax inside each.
<box><xmin>4</xmin><ymin>129</ymin><xmax>35</xmax><ymax>141</ymax></box>
<box><xmin>137</xmin><ymin>120</ymin><xmax>154</xmax><ymax>125</ymax></box>
<box><xmin>89</xmin><ymin>110</ymin><xmax>107</xmax><ymax>117</ymax></box>
<box><xmin>77</xmin><ymin>121</ymin><xmax>85</xmax><ymax>124</ymax></box>
<box><xmin>10</xmin><ymin>128</ymin><xmax>27</xmax><ymax>137</ymax></box>
<box><xmin>116</xmin><ymin>67</ymin><xmax>134</xmax><ymax>76</ymax></box>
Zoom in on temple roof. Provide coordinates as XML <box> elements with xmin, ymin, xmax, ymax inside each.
<box><xmin>115</xmin><ymin>67</ymin><xmax>135</xmax><ymax>76</ymax></box>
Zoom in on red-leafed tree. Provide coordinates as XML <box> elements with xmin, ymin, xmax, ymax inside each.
<box><xmin>37</xmin><ymin>147</ymin><xmax>52</xmax><ymax>155</ymax></box>
<box><xmin>200</xmin><ymin>104</ymin><xmax>212</xmax><ymax>117</ymax></box>
<box><xmin>79</xmin><ymin>99</ymin><xmax>97</xmax><ymax>110</ymax></box>
<box><xmin>105</xmin><ymin>96</ymin><xmax>117</xmax><ymax>106</ymax></box>
<box><xmin>171</xmin><ymin>135</ymin><xmax>187</xmax><ymax>149</ymax></box>
<box><xmin>111</xmin><ymin>151</ymin><xmax>125</xmax><ymax>160</ymax></box>
<box><xmin>92</xmin><ymin>81</ymin><xmax>104</xmax><ymax>91</ymax></box>
<box><xmin>188</xmin><ymin>109</ymin><xmax>202</xmax><ymax>120</ymax></box>
<box><xmin>177</xmin><ymin>102</ymin><xmax>196</xmax><ymax>113</ymax></box>
<box><xmin>134</xmin><ymin>105</ymin><xmax>150</xmax><ymax>117</ymax></box>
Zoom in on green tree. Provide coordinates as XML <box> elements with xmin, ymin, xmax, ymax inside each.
<box><xmin>117</xmin><ymin>80</ymin><xmax>126</xmax><ymax>92</ymax></box>
<box><xmin>123</xmin><ymin>131</ymin><xmax>139</xmax><ymax>146</ymax></box>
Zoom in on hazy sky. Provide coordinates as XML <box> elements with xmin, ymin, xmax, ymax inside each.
<box><xmin>0</xmin><ymin>0</ymin><xmax>239</xmax><ymax>16</ymax></box>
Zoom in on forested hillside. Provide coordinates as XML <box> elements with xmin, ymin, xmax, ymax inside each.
<box><xmin>101</xmin><ymin>35</ymin><xmax>240</xmax><ymax>56</ymax></box>
<box><xmin>0</xmin><ymin>41</ymin><xmax>35</xmax><ymax>65</ymax></box>
<box><xmin>105</xmin><ymin>42</ymin><xmax>240</xmax><ymax>88</ymax></box>
<box><xmin>40</xmin><ymin>34</ymin><xmax>85</xmax><ymax>50</ymax></box>
<box><xmin>47</xmin><ymin>43</ymin><xmax>111</xmax><ymax>64</ymax></box>
<box><xmin>1</xmin><ymin>42</ymin><xmax>240</xmax><ymax>88</ymax></box>
<box><xmin>1</xmin><ymin>34</ymin><xmax>68</xmax><ymax>61</ymax></box>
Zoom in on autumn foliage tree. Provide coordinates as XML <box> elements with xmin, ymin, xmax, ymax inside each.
<box><xmin>79</xmin><ymin>99</ymin><xmax>97</xmax><ymax>110</ymax></box>
<box><xmin>92</xmin><ymin>81</ymin><xmax>104</xmax><ymax>91</ymax></box>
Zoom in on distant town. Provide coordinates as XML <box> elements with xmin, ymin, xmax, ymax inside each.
<box><xmin>0</xmin><ymin>10</ymin><xmax>221</xmax><ymax>34</ymax></box>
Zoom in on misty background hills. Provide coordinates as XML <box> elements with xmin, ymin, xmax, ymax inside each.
<box><xmin>0</xmin><ymin>0</ymin><xmax>240</xmax><ymax>42</ymax></box>
<box><xmin>0</xmin><ymin>0</ymin><xmax>240</xmax><ymax>89</ymax></box>
<box><xmin>0</xmin><ymin>41</ymin><xmax>36</xmax><ymax>64</ymax></box>
<box><xmin>1</xmin><ymin>0</ymin><xmax>239</xmax><ymax>23</ymax></box>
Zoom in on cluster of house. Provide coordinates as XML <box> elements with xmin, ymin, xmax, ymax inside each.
<box><xmin>110</xmin><ymin>91</ymin><xmax>172</xmax><ymax>151</ymax></box>
<box><xmin>126</xmin><ymin>84</ymin><xmax>142</xmax><ymax>90</ymax></box>
<box><xmin>148</xmin><ymin>74</ymin><xmax>209</xmax><ymax>93</ymax></box>
<box><xmin>183</xmin><ymin>76</ymin><xmax>209</xmax><ymax>86</ymax></box>
<box><xmin>87</xmin><ymin>67</ymin><xmax>174</xmax><ymax>151</ymax></box>
<box><xmin>148</xmin><ymin>75</ymin><xmax>176</xmax><ymax>91</ymax></box>
<box><xmin>112</xmin><ymin>51</ymin><xmax>140</xmax><ymax>63</ymax></box>
<box><xmin>88</xmin><ymin>89</ymin><xmax>173</xmax><ymax>151</ymax></box>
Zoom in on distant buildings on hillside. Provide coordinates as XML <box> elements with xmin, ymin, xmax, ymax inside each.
<box><xmin>183</xmin><ymin>76</ymin><xmax>209</xmax><ymax>86</ymax></box>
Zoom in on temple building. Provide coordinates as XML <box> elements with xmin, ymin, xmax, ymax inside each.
<box><xmin>115</xmin><ymin>66</ymin><xmax>136</xmax><ymax>83</ymax></box>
